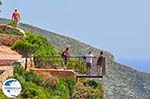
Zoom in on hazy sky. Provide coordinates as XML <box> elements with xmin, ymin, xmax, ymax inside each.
<box><xmin>0</xmin><ymin>0</ymin><xmax>150</xmax><ymax>72</ymax></box>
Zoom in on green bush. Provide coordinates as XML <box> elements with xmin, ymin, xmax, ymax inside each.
<box><xmin>0</xmin><ymin>90</ymin><xmax>8</xmax><ymax>99</ymax></box>
<box><xmin>0</xmin><ymin>20</ymin><xmax>23</xmax><ymax>36</ymax></box>
<box><xmin>85</xmin><ymin>79</ymin><xmax>98</xmax><ymax>89</ymax></box>
<box><xmin>12</xmin><ymin>66</ymin><xmax>76</xmax><ymax>98</ymax></box>
<box><xmin>13</xmin><ymin>73</ymin><xmax>49</xmax><ymax>98</ymax></box>
<box><xmin>21</xmin><ymin>82</ymin><xmax>49</xmax><ymax>98</ymax></box>
<box><xmin>12</xmin><ymin>66</ymin><xmax>50</xmax><ymax>98</ymax></box>
<box><xmin>13</xmin><ymin>66</ymin><xmax>42</xmax><ymax>85</ymax></box>
<box><xmin>34</xmin><ymin>45</ymin><xmax>59</xmax><ymax>68</ymax></box>
<box><xmin>7</xmin><ymin>20</ymin><xmax>15</xmax><ymax>27</ymax></box>
<box><xmin>0</xmin><ymin>27</ymin><xmax>23</xmax><ymax>36</ymax></box>
<box><xmin>63</xmin><ymin>77</ymin><xmax>76</xmax><ymax>97</ymax></box>
<box><xmin>11</xmin><ymin>66</ymin><xmax>105</xmax><ymax>99</ymax></box>
<box><xmin>50</xmin><ymin>78</ymin><xmax>70</xmax><ymax>99</ymax></box>
<box><xmin>12</xmin><ymin>33</ymin><xmax>59</xmax><ymax>68</ymax></box>
<box><xmin>68</xmin><ymin>59</ymin><xmax>87</xmax><ymax>74</ymax></box>
<box><xmin>72</xmin><ymin>80</ymin><xmax>104</xmax><ymax>99</ymax></box>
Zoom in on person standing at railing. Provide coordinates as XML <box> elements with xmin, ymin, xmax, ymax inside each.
<box><xmin>85</xmin><ymin>51</ymin><xmax>94</xmax><ymax>75</ymax></box>
<box><xmin>97</xmin><ymin>51</ymin><xmax>105</xmax><ymax>76</ymax></box>
<box><xmin>62</xmin><ymin>47</ymin><xmax>70</xmax><ymax>69</ymax></box>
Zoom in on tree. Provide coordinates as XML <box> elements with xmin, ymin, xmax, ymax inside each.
<box><xmin>12</xmin><ymin>33</ymin><xmax>57</xmax><ymax>69</ymax></box>
<box><xmin>12</xmin><ymin>38</ymin><xmax>38</xmax><ymax>69</ymax></box>
<box><xmin>12</xmin><ymin>33</ymin><xmax>44</xmax><ymax>69</ymax></box>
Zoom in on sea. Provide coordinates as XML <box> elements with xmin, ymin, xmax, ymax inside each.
<box><xmin>117</xmin><ymin>58</ymin><xmax>150</xmax><ymax>73</ymax></box>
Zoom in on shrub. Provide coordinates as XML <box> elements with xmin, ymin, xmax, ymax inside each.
<box><xmin>12</xmin><ymin>66</ymin><xmax>74</xmax><ymax>98</ymax></box>
<box><xmin>85</xmin><ymin>79</ymin><xmax>98</xmax><ymax>89</ymax></box>
<box><xmin>39</xmin><ymin>73</ymin><xmax>58</xmax><ymax>88</ymax></box>
<box><xmin>13</xmin><ymin>66</ymin><xmax>42</xmax><ymax>85</ymax></box>
<box><xmin>7</xmin><ymin>20</ymin><xmax>15</xmax><ymax>27</ymax></box>
<box><xmin>72</xmin><ymin>80</ymin><xmax>104</xmax><ymax>99</ymax></box>
<box><xmin>68</xmin><ymin>59</ymin><xmax>88</xmax><ymax>74</ymax></box>
<box><xmin>0</xmin><ymin>27</ymin><xmax>23</xmax><ymax>36</ymax></box>
<box><xmin>0</xmin><ymin>90</ymin><xmax>8</xmax><ymax>99</ymax></box>
<box><xmin>13</xmin><ymin>66</ymin><xmax>50</xmax><ymax>98</ymax></box>
<box><xmin>63</xmin><ymin>77</ymin><xmax>76</xmax><ymax>97</ymax></box>
<box><xmin>11</xmin><ymin>66</ymin><xmax>105</xmax><ymax>99</ymax></box>
<box><xmin>12</xmin><ymin>33</ymin><xmax>58</xmax><ymax>68</ymax></box>
<box><xmin>50</xmin><ymin>78</ymin><xmax>70</xmax><ymax>99</ymax></box>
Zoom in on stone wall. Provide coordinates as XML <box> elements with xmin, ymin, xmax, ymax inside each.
<box><xmin>31</xmin><ymin>68</ymin><xmax>77</xmax><ymax>78</ymax></box>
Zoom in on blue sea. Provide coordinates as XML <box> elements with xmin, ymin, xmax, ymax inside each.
<box><xmin>117</xmin><ymin>59</ymin><xmax>150</xmax><ymax>73</ymax></box>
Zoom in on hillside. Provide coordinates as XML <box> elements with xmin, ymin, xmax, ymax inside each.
<box><xmin>0</xmin><ymin>18</ymin><xmax>150</xmax><ymax>99</ymax></box>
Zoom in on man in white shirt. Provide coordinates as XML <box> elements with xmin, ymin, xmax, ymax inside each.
<box><xmin>85</xmin><ymin>51</ymin><xmax>94</xmax><ymax>75</ymax></box>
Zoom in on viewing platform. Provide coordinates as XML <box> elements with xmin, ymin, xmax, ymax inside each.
<box><xmin>29</xmin><ymin>56</ymin><xmax>105</xmax><ymax>80</ymax></box>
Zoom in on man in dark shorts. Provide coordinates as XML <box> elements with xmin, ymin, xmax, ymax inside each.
<box><xmin>97</xmin><ymin>51</ymin><xmax>105</xmax><ymax>76</ymax></box>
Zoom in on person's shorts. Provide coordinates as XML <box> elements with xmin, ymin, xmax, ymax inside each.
<box><xmin>97</xmin><ymin>63</ymin><xmax>102</xmax><ymax>66</ymax></box>
<box><xmin>86</xmin><ymin>62</ymin><xmax>91</xmax><ymax>69</ymax></box>
<box><xmin>14</xmin><ymin>19</ymin><xmax>19</xmax><ymax>26</ymax></box>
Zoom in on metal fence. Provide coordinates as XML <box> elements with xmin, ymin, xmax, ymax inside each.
<box><xmin>33</xmin><ymin>56</ymin><xmax>105</xmax><ymax>76</ymax></box>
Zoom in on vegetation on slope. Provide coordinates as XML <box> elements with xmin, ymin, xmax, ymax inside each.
<box><xmin>12</xmin><ymin>33</ymin><xmax>58</xmax><ymax>68</ymax></box>
<box><xmin>7</xmin><ymin>66</ymin><xmax>104</xmax><ymax>99</ymax></box>
<box><xmin>9</xmin><ymin>31</ymin><xmax>104</xmax><ymax>98</ymax></box>
<box><xmin>0</xmin><ymin>21</ymin><xmax>23</xmax><ymax>36</ymax></box>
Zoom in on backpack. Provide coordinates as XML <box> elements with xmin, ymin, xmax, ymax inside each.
<box><xmin>61</xmin><ymin>51</ymin><xmax>65</xmax><ymax>58</ymax></box>
<box><xmin>83</xmin><ymin>56</ymin><xmax>86</xmax><ymax>60</ymax></box>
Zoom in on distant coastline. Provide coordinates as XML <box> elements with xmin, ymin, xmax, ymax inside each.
<box><xmin>118</xmin><ymin>58</ymin><xmax>150</xmax><ymax>73</ymax></box>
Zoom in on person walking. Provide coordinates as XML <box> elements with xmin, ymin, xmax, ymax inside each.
<box><xmin>97</xmin><ymin>51</ymin><xmax>105</xmax><ymax>76</ymax></box>
<box><xmin>11</xmin><ymin>9</ymin><xmax>21</xmax><ymax>27</ymax></box>
<box><xmin>62</xmin><ymin>47</ymin><xmax>70</xmax><ymax>69</ymax></box>
<box><xmin>85</xmin><ymin>51</ymin><xmax>94</xmax><ymax>75</ymax></box>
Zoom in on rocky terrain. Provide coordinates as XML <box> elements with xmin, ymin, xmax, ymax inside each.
<box><xmin>0</xmin><ymin>30</ymin><xmax>22</xmax><ymax>88</ymax></box>
<box><xmin>0</xmin><ymin>34</ymin><xmax>22</xmax><ymax>65</ymax></box>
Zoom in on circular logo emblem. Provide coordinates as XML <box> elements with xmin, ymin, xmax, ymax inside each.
<box><xmin>2</xmin><ymin>78</ymin><xmax>22</xmax><ymax>98</ymax></box>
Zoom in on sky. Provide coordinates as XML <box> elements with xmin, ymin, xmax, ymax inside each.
<box><xmin>0</xmin><ymin>0</ymin><xmax>150</xmax><ymax>73</ymax></box>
